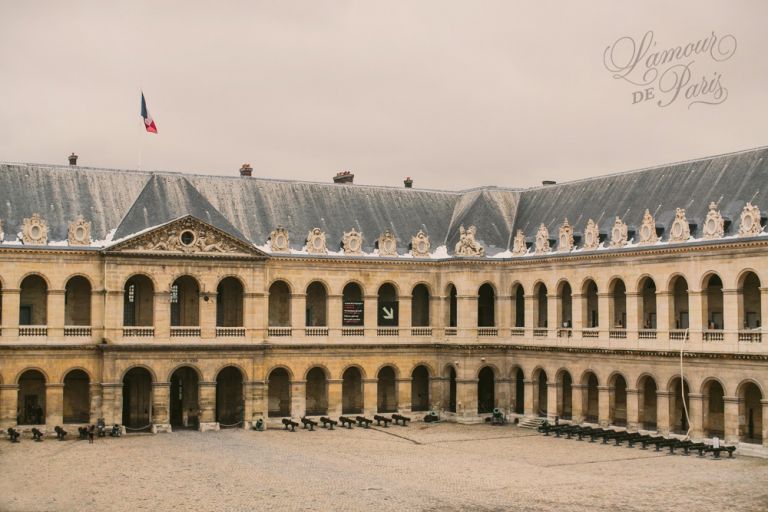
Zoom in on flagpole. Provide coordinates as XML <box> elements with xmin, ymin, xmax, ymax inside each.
<box><xmin>138</xmin><ymin>88</ymin><xmax>143</xmax><ymax>171</ymax></box>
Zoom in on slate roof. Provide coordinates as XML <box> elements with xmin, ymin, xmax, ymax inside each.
<box><xmin>0</xmin><ymin>145</ymin><xmax>766</xmax><ymax>256</ymax></box>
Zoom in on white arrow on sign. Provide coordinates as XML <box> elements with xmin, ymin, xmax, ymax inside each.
<box><xmin>382</xmin><ymin>307</ymin><xmax>394</xmax><ymax>320</ymax></box>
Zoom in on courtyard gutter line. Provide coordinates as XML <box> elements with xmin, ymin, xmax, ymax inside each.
<box><xmin>368</xmin><ymin>426</ymin><xmax>422</xmax><ymax>445</ymax></box>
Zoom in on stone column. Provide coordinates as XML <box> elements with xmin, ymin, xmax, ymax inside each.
<box><xmin>363</xmin><ymin>378</ymin><xmax>378</xmax><ymax>416</ymax></box>
<box><xmin>456</xmin><ymin>378</ymin><xmax>478</xmax><ymax>419</ymax></box>
<box><xmin>290</xmin><ymin>293</ymin><xmax>306</xmax><ymax>339</ymax></box>
<box><xmin>571</xmin><ymin>384</ymin><xmax>585</xmax><ymax>423</ymax></box>
<box><xmin>762</xmin><ymin>400</ymin><xmax>768</xmax><ymax>448</ymax></box>
<box><xmin>151</xmin><ymin>382</ymin><xmax>171</xmax><ymax>433</ymax></box>
<box><xmin>656</xmin><ymin>391</ymin><xmax>671</xmax><ymax>435</ymax></box>
<box><xmin>687</xmin><ymin>393</ymin><xmax>704</xmax><ymax>440</ymax></box>
<box><xmin>90</xmin><ymin>288</ymin><xmax>106</xmax><ymax>340</ymax></box>
<box><xmin>399</xmin><ymin>295</ymin><xmax>411</xmax><ymax>333</ymax></box>
<box><xmin>2</xmin><ymin>288</ymin><xmax>20</xmax><ymax>337</ymax></box>
<box><xmin>397</xmin><ymin>378</ymin><xmax>412</xmax><ymax>414</ymax></box>
<box><xmin>104</xmin><ymin>289</ymin><xmax>123</xmax><ymax>341</ymax></box>
<box><xmin>327</xmin><ymin>379</ymin><xmax>343</xmax><ymax>418</ymax></box>
<box><xmin>291</xmin><ymin>380</ymin><xmax>306</xmax><ymax>418</ymax></box>
<box><xmin>457</xmin><ymin>295</ymin><xmax>478</xmax><ymax>338</ymax></box>
<box><xmin>327</xmin><ymin>294</ymin><xmax>343</xmax><ymax>338</ymax></box>
<box><xmin>45</xmin><ymin>383</ymin><xmax>64</xmax><ymax>427</ymax></box>
<box><xmin>101</xmin><ymin>383</ymin><xmax>122</xmax><ymax>426</ymax></box>
<box><xmin>430</xmin><ymin>376</ymin><xmax>448</xmax><ymax>412</ymax></box>
<box><xmin>524</xmin><ymin>294</ymin><xmax>535</xmax><ymax>336</ymax></box>
<box><xmin>248</xmin><ymin>381</ymin><xmax>266</xmax><ymax>421</ymax></box>
<box><xmin>547</xmin><ymin>382</ymin><xmax>559</xmax><ymax>421</ymax></box>
<box><xmin>198</xmin><ymin>381</ymin><xmax>218</xmax><ymax>431</ymax></box>
<box><xmin>431</xmin><ymin>295</ymin><xmax>445</xmax><ymax>336</ymax></box>
<box><xmin>723</xmin><ymin>396</ymin><xmax>740</xmax><ymax>444</ymax></box>
<box><xmin>626</xmin><ymin>292</ymin><xmax>640</xmax><ymax>337</ymax></box>
<box><xmin>626</xmin><ymin>388</ymin><xmax>639</xmax><ymax>430</ymax></box>
<box><xmin>523</xmin><ymin>379</ymin><xmax>535</xmax><ymax>417</ymax></box>
<box><xmin>0</xmin><ymin>384</ymin><xmax>19</xmax><ymax>427</ymax></box>
<box><xmin>598</xmin><ymin>385</ymin><xmax>610</xmax><ymax>427</ymax></box>
<box><xmin>496</xmin><ymin>378</ymin><xmax>511</xmax><ymax>412</ymax></box>
<box><xmin>597</xmin><ymin>293</ymin><xmax>610</xmax><ymax>340</ymax></box>
<box><xmin>497</xmin><ymin>295</ymin><xmax>512</xmax><ymax>334</ymax></box>
<box><xmin>760</xmin><ymin>288</ymin><xmax>768</xmax><ymax>339</ymax></box>
<box><xmin>89</xmin><ymin>383</ymin><xmax>103</xmax><ymax>423</ymax></box>
<box><xmin>656</xmin><ymin>291</ymin><xmax>671</xmax><ymax>338</ymax></box>
<box><xmin>364</xmin><ymin>295</ymin><xmax>378</xmax><ymax>337</ymax></box>
<box><xmin>154</xmin><ymin>291</ymin><xmax>170</xmax><ymax>339</ymax></box>
<box><xmin>253</xmin><ymin>294</ymin><xmax>269</xmax><ymax>341</ymax></box>
<box><xmin>722</xmin><ymin>289</ymin><xmax>739</xmax><ymax>336</ymax></box>
<box><xmin>48</xmin><ymin>289</ymin><xmax>65</xmax><ymax>338</ymax></box>
<box><xmin>200</xmin><ymin>291</ymin><xmax>217</xmax><ymax>340</ymax></box>
<box><xmin>547</xmin><ymin>294</ymin><xmax>558</xmax><ymax>338</ymax></box>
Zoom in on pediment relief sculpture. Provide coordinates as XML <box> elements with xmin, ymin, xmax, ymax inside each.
<box><xmin>702</xmin><ymin>202</ymin><xmax>725</xmax><ymax>240</ymax></box>
<box><xmin>558</xmin><ymin>219</ymin><xmax>574</xmax><ymax>252</ymax></box>
<box><xmin>411</xmin><ymin>230</ymin><xmax>430</xmax><ymax>258</ymax></box>
<box><xmin>67</xmin><ymin>215</ymin><xmax>91</xmax><ymax>246</ymax></box>
<box><xmin>638</xmin><ymin>209</ymin><xmax>659</xmax><ymax>245</ymax></box>
<box><xmin>512</xmin><ymin>229</ymin><xmax>527</xmax><ymax>256</ymax></box>
<box><xmin>609</xmin><ymin>217</ymin><xmax>628</xmax><ymax>248</ymax></box>
<box><xmin>668</xmin><ymin>208</ymin><xmax>691</xmax><ymax>243</ymax></box>
<box><xmin>342</xmin><ymin>228</ymin><xmax>363</xmax><ymax>255</ymax></box>
<box><xmin>738</xmin><ymin>202</ymin><xmax>763</xmax><ymax>237</ymax></box>
<box><xmin>535</xmin><ymin>224</ymin><xmax>550</xmax><ymax>254</ymax></box>
<box><xmin>583</xmin><ymin>219</ymin><xmax>600</xmax><ymax>250</ymax></box>
<box><xmin>378</xmin><ymin>230</ymin><xmax>397</xmax><ymax>256</ymax></box>
<box><xmin>22</xmin><ymin>213</ymin><xmax>48</xmax><ymax>245</ymax></box>
<box><xmin>117</xmin><ymin>217</ymin><xmax>251</xmax><ymax>255</ymax></box>
<box><xmin>305</xmin><ymin>228</ymin><xmax>327</xmax><ymax>255</ymax></box>
<box><xmin>269</xmin><ymin>226</ymin><xmax>290</xmax><ymax>253</ymax></box>
<box><xmin>454</xmin><ymin>225</ymin><xmax>484</xmax><ymax>257</ymax></box>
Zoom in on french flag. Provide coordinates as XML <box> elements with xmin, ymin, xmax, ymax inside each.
<box><xmin>140</xmin><ymin>92</ymin><xmax>158</xmax><ymax>134</ymax></box>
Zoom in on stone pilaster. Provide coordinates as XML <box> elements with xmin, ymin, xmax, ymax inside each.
<box><xmin>45</xmin><ymin>383</ymin><xmax>64</xmax><ymax>427</ymax></box>
<box><xmin>687</xmin><ymin>393</ymin><xmax>704</xmax><ymax>440</ymax></box>
<box><xmin>656</xmin><ymin>390</ymin><xmax>671</xmax><ymax>435</ymax></box>
<box><xmin>363</xmin><ymin>378</ymin><xmax>378</xmax><ymax>416</ymax></box>
<box><xmin>0</xmin><ymin>384</ymin><xmax>19</xmax><ymax>427</ymax></box>
<box><xmin>396</xmin><ymin>377</ymin><xmax>412</xmax><ymax>414</ymax></box>
<box><xmin>198</xmin><ymin>381</ymin><xmax>218</xmax><ymax>431</ymax></box>
<box><xmin>290</xmin><ymin>380</ymin><xmax>306</xmax><ymax>418</ymax></box>
<box><xmin>598</xmin><ymin>385</ymin><xmax>610</xmax><ymax>427</ymax></box>
<box><xmin>151</xmin><ymin>381</ymin><xmax>172</xmax><ymax>433</ymax></box>
<box><xmin>626</xmin><ymin>388</ymin><xmax>639</xmax><ymax>430</ymax></box>
<box><xmin>723</xmin><ymin>396</ymin><xmax>740</xmax><ymax>444</ymax></box>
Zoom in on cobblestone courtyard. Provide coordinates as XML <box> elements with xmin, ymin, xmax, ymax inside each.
<box><xmin>1</xmin><ymin>423</ymin><xmax>766</xmax><ymax>512</ymax></box>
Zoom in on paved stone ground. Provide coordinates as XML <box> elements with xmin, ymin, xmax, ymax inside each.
<box><xmin>1</xmin><ymin>423</ymin><xmax>767</xmax><ymax>512</ymax></box>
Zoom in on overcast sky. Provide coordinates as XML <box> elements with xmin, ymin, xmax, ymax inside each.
<box><xmin>1</xmin><ymin>1</ymin><xmax>766</xmax><ymax>190</ymax></box>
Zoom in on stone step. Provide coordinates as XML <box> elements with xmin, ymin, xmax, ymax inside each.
<box><xmin>518</xmin><ymin>417</ymin><xmax>546</xmax><ymax>429</ymax></box>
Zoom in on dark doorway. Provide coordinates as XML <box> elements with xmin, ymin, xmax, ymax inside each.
<box><xmin>411</xmin><ymin>366</ymin><xmax>430</xmax><ymax>411</ymax></box>
<box><xmin>122</xmin><ymin>367</ymin><xmax>152</xmax><ymax>430</ymax></box>
<box><xmin>478</xmin><ymin>367</ymin><xmax>495</xmax><ymax>413</ymax></box>
<box><xmin>170</xmin><ymin>367</ymin><xmax>199</xmax><ymax>429</ymax></box>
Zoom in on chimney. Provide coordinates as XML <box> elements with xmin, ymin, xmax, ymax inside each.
<box><xmin>404</xmin><ymin>177</ymin><xmax>413</xmax><ymax>188</ymax></box>
<box><xmin>542</xmin><ymin>180</ymin><xmax>556</xmax><ymax>186</ymax></box>
<box><xmin>68</xmin><ymin>153</ymin><xmax>78</xmax><ymax>166</ymax></box>
<box><xmin>333</xmin><ymin>170</ymin><xmax>354</xmax><ymax>184</ymax></box>
<box><xmin>239</xmin><ymin>163</ymin><xmax>253</xmax><ymax>177</ymax></box>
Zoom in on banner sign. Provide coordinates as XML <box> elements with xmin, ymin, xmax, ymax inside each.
<box><xmin>343</xmin><ymin>301</ymin><xmax>364</xmax><ymax>326</ymax></box>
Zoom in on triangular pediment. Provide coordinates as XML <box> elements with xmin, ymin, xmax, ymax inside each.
<box><xmin>105</xmin><ymin>215</ymin><xmax>266</xmax><ymax>258</ymax></box>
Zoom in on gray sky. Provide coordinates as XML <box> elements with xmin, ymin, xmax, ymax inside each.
<box><xmin>1</xmin><ymin>1</ymin><xmax>766</xmax><ymax>190</ymax></box>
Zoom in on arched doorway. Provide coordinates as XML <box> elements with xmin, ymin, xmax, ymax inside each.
<box><xmin>216</xmin><ymin>277</ymin><xmax>244</xmax><ymax>328</ymax></box>
<box><xmin>583</xmin><ymin>280</ymin><xmax>599</xmax><ymax>328</ymax></box>
<box><xmin>122</xmin><ymin>367</ymin><xmax>152</xmax><ymax>430</ymax></box>
<box><xmin>447</xmin><ymin>366</ymin><xmax>457</xmax><ymax>413</ymax></box>
<box><xmin>170</xmin><ymin>366</ymin><xmax>199</xmax><ymax>429</ymax></box>
<box><xmin>702</xmin><ymin>274</ymin><xmax>724</xmax><ymax>330</ymax></box>
<box><xmin>305</xmin><ymin>282</ymin><xmax>328</xmax><ymax>327</ymax></box>
<box><xmin>267</xmin><ymin>368</ymin><xmax>290</xmax><ymax>417</ymax></box>
<box><xmin>558</xmin><ymin>282</ymin><xmax>572</xmax><ymax>328</ymax></box>
<box><xmin>216</xmin><ymin>366</ymin><xmax>244</xmax><ymax>426</ymax></box>
<box><xmin>670</xmin><ymin>276</ymin><xmax>689</xmax><ymax>329</ymax></box>
<box><xmin>610</xmin><ymin>374</ymin><xmax>627</xmax><ymax>426</ymax></box>
<box><xmin>557</xmin><ymin>370</ymin><xmax>572</xmax><ymax>419</ymax></box>
<box><xmin>64</xmin><ymin>276</ymin><xmax>91</xmax><ymax>327</ymax></box>
<box><xmin>342</xmin><ymin>367</ymin><xmax>363</xmax><ymax>414</ymax></box>
<box><xmin>411</xmin><ymin>365</ymin><xmax>430</xmax><ymax>411</ymax></box>
<box><xmin>703</xmin><ymin>380</ymin><xmax>724</xmax><ymax>437</ymax></box>
<box><xmin>739</xmin><ymin>272</ymin><xmax>762</xmax><ymax>330</ymax></box>
<box><xmin>610</xmin><ymin>279</ymin><xmax>626</xmax><ymax>329</ymax></box>
<box><xmin>342</xmin><ymin>283</ymin><xmax>363</xmax><ymax>328</ymax></box>
<box><xmin>17</xmin><ymin>369</ymin><xmax>46</xmax><ymax>424</ymax></box>
<box><xmin>512</xmin><ymin>284</ymin><xmax>525</xmax><ymax>328</ymax></box>
<box><xmin>19</xmin><ymin>275</ymin><xmax>47</xmax><ymax>326</ymax></box>
<box><xmin>124</xmin><ymin>274</ymin><xmax>154</xmax><ymax>326</ymax></box>
<box><xmin>377</xmin><ymin>366</ymin><xmax>397</xmax><ymax>412</ymax></box>
<box><xmin>534</xmin><ymin>283</ymin><xmax>548</xmax><ymax>328</ymax></box>
<box><xmin>305</xmin><ymin>367</ymin><xmax>328</xmax><ymax>416</ymax></box>
<box><xmin>268</xmin><ymin>281</ymin><xmax>291</xmax><ymax>327</ymax></box>
<box><xmin>477</xmin><ymin>367</ymin><xmax>495</xmax><ymax>414</ymax></box>
<box><xmin>478</xmin><ymin>283</ymin><xmax>495</xmax><ymax>327</ymax></box>
<box><xmin>63</xmin><ymin>369</ymin><xmax>90</xmax><ymax>423</ymax></box>
<box><xmin>584</xmin><ymin>372</ymin><xmax>599</xmax><ymax>423</ymax></box>
<box><xmin>514</xmin><ymin>368</ymin><xmax>525</xmax><ymax>414</ymax></box>
<box><xmin>534</xmin><ymin>369</ymin><xmax>548</xmax><ymax>417</ymax></box>
<box><xmin>669</xmin><ymin>377</ymin><xmax>691</xmax><ymax>434</ymax></box>
<box><xmin>411</xmin><ymin>284</ymin><xmax>430</xmax><ymax>327</ymax></box>
<box><xmin>739</xmin><ymin>382</ymin><xmax>763</xmax><ymax>443</ymax></box>
<box><xmin>446</xmin><ymin>284</ymin><xmax>457</xmax><ymax>329</ymax></box>
<box><xmin>638</xmin><ymin>375</ymin><xmax>657</xmax><ymax>429</ymax></box>
<box><xmin>377</xmin><ymin>284</ymin><xmax>399</xmax><ymax>327</ymax></box>
<box><xmin>171</xmin><ymin>276</ymin><xmax>200</xmax><ymax>327</ymax></box>
<box><xmin>639</xmin><ymin>277</ymin><xmax>657</xmax><ymax>329</ymax></box>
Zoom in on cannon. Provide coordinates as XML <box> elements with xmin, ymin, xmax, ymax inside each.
<box><xmin>339</xmin><ymin>416</ymin><xmax>355</xmax><ymax>429</ymax></box>
<box><xmin>54</xmin><ymin>426</ymin><xmax>68</xmax><ymax>441</ymax></box>
<box><xmin>282</xmin><ymin>418</ymin><xmax>299</xmax><ymax>432</ymax></box>
<box><xmin>78</xmin><ymin>426</ymin><xmax>89</xmax><ymax>440</ymax></box>
<box><xmin>253</xmin><ymin>418</ymin><xmax>265</xmax><ymax>432</ymax></box>
<box><xmin>373</xmin><ymin>415</ymin><xmax>392</xmax><ymax>427</ymax></box>
<box><xmin>300</xmin><ymin>417</ymin><xmax>318</xmax><ymax>431</ymax></box>
<box><xmin>701</xmin><ymin>445</ymin><xmax>736</xmax><ymax>458</ymax></box>
<box><xmin>96</xmin><ymin>418</ymin><xmax>107</xmax><ymax>437</ymax></box>
<box><xmin>392</xmin><ymin>414</ymin><xmax>410</xmax><ymax>426</ymax></box>
<box><xmin>320</xmin><ymin>417</ymin><xmax>337</xmax><ymax>430</ymax></box>
<box><xmin>7</xmin><ymin>427</ymin><xmax>20</xmax><ymax>443</ymax></box>
<box><xmin>424</xmin><ymin>411</ymin><xmax>439</xmax><ymax>423</ymax></box>
<box><xmin>356</xmin><ymin>416</ymin><xmax>373</xmax><ymax>428</ymax></box>
<box><xmin>491</xmin><ymin>408</ymin><xmax>506</xmax><ymax>426</ymax></box>
<box><xmin>31</xmin><ymin>428</ymin><xmax>44</xmax><ymax>442</ymax></box>
<box><xmin>110</xmin><ymin>424</ymin><xmax>122</xmax><ymax>437</ymax></box>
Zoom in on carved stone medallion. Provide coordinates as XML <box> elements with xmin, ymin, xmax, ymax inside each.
<box><xmin>378</xmin><ymin>230</ymin><xmax>397</xmax><ymax>256</ymax></box>
<box><xmin>67</xmin><ymin>215</ymin><xmax>91</xmax><ymax>246</ymax></box>
<box><xmin>668</xmin><ymin>208</ymin><xmax>691</xmax><ymax>243</ymax></box>
<box><xmin>512</xmin><ymin>229</ymin><xmax>527</xmax><ymax>256</ymax></box>
<box><xmin>558</xmin><ymin>219</ymin><xmax>574</xmax><ymax>252</ymax></box>
<box><xmin>411</xmin><ymin>230</ymin><xmax>430</xmax><ymax>258</ymax></box>
<box><xmin>702</xmin><ymin>202</ymin><xmax>725</xmax><ymax>240</ymax></box>
<box><xmin>133</xmin><ymin>218</ymin><xmax>235</xmax><ymax>253</ymax></box>
<box><xmin>638</xmin><ymin>209</ymin><xmax>659</xmax><ymax>245</ymax></box>
<box><xmin>454</xmin><ymin>225</ymin><xmax>484</xmax><ymax>257</ymax></box>
<box><xmin>583</xmin><ymin>219</ymin><xmax>600</xmax><ymax>250</ymax></box>
<box><xmin>22</xmin><ymin>213</ymin><xmax>48</xmax><ymax>245</ymax></box>
<box><xmin>609</xmin><ymin>217</ymin><xmax>628</xmax><ymax>248</ymax></box>
<box><xmin>739</xmin><ymin>202</ymin><xmax>763</xmax><ymax>237</ymax></box>
<box><xmin>269</xmin><ymin>227</ymin><xmax>290</xmax><ymax>253</ymax></box>
<box><xmin>305</xmin><ymin>228</ymin><xmax>327</xmax><ymax>255</ymax></box>
<box><xmin>343</xmin><ymin>228</ymin><xmax>363</xmax><ymax>255</ymax></box>
<box><xmin>535</xmin><ymin>224</ymin><xmax>550</xmax><ymax>254</ymax></box>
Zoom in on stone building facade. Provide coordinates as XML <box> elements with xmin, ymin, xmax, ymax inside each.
<box><xmin>0</xmin><ymin>148</ymin><xmax>767</xmax><ymax>451</ymax></box>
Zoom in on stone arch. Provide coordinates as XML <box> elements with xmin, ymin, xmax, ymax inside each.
<box><xmin>377</xmin><ymin>365</ymin><xmax>398</xmax><ymax>413</ymax></box>
<box><xmin>62</xmin><ymin>366</ymin><xmax>96</xmax><ymax>383</ymax></box>
<box><xmin>64</xmin><ymin>275</ymin><xmax>92</xmax><ymax>326</ymax></box>
<box><xmin>532</xmin><ymin>367</ymin><xmax>549</xmax><ymax>417</ymax></box>
<box><xmin>701</xmin><ymin>377</ymin><xmax>725</xmax><ymax>437</ymax></box>
<box><xmin>170</xmin><ymin>275</ymin><xmax>200</xmax><ymax>327</ymax></box>
<box><xmin>268</xmin><ymin>280</ymin><xmax>292</xmax><ymax>327</ymax></box>
<box><xmin>119</xmin><ymin>364</ymin><xmax>159</xmax><ymax>383</ymax></box>
<box><xmin>18</xmin><ymin>271</ymin><xmax>52</xmax><ymax>289</ymax></box>
<box><xmin>511</xmin><ymin>281</ymin><xmax>525</xmax><ymax>328</ymax></box>
<box><xmin>701</xmin><ymin>272</ymin><xmax>724</xmax><ymax>330</ymax></box>
<box><xmin>167</xmin><ymin>363</ymin><xmax>204</xmax><ymax>383</ymax></box>
<box><xmin>170</xmin><ymin>365</ymin><xmax>200</xmax><ymax>429</ymax></box>
<box><xmin>339</xmin><ymin>363</ymin><xmax>367</xmax><ymax>380</ymax></box>
<box><xmin>477</xmin><ymin>282</ymin><xmax>496</xmax><ymax>328</ymax></box>
<box><xmin>342</xmin><ymin>279</ymin><xmax>365</xmax><ymax>297</ymax></box>
<box><xmin>667</xmin><ymin>375</ymin><xmax>692</xmax><ymax>434</ymax></box>
<box><xmin>305</xmin><ymin>366</ymin><xmax>329</xmax><ymax>416</ymax></box>
<box><xmin>533</xmin><ymin>281</ymin><xmax>548</xmax><ymax>328</ymax></box>
<box><xmin>17</xmin><ymin>369</ymin><xmax>47</xmax><ymax>424</ymax></box>
<box><xmin>410</xmin><ymin>361</ymin><xmax>436</xmax><ymax>378</ymax></box>
<box><xmin>581</xmin><ymin>370</ymin><xmax>600</xmax><ymax>422</ymax></box>
<box><xmin>555</xmin><ymin>368</ymin><xmax>573</xmax><ymax>419</ymax></box>
<box><xmin>216</xmin><ymin>276</ymin><xmax>244</xmax><ymax>328</ymax></box>
<box><xmin>122</xmin><ymin>366</ymin><xmax>153</xmax><ymax>430</ymax></box>
<box><xmin>216</xmin><ymin>366</ymin><xmax>244</xmax><ymax>426</ymax></box>
<box><xmin>556</xmin><ymin>279</ymin><xmax>573</xmax><ymax>328</ymax></box>
<box><xmin>668</xmin><ymin>274</ymin><xmax>690</xmax><ymax>330</ymax></box>
<box><xmin>608</xmin><ymin>277</ymin><xmax>627</xmax><ymax>329</ymax></box>
<box><xmin>376</xmin><ymin>280</ymin><xmax>401</xmax><ymax>296</ymax></box>
<box><xmin>374</xmin><ymin>362</ymin><xmax>401</xmax><ymax>379</ymax></box>
<box><xmin>341</xmin><ymin>366</ymin><xmax>364</xmax><ymax>414</ymax></box>
<box><xmin>411</xmin><ymin>283</ymin><xmax>431</xmax><ymax>327</ymax></box>
<box><xmin>411</xmin><ymin>364</ymin><xmax>430</xmax><ymax>412</ymax></box>
<box><xmin>737</xmin><ymin>379</ymin><xmax>764</xmax><ymax>443</ymax></box>
<box><xmin>737</xmin><ymin>270</ymin><xmax>762</xmax><ymax>330</ymax></box>
<box><xmin>377</xmin><ymin>283</ymin><xmax>399</xmax><ymax>327</ymax></box>
<box><xmin>446</xmin><ymin>282</ymin><xmax>458</xmax><ymax>328</ymax></box>
<box><xmin>608</xmin><ymin>371</ymin><xmax>628</xmax><ymax>426</ymax></box>
<box><xmin>477</xmin><ymin>366</ymin><xmax>496</xmax><ymax>414</ymax></box>
<box><xmin>267</xmin><ymin>367</ymin><xmax>291</xmax><ymax>417</ymax></box>
<box><xmin>19</xmin><ymin>274</ymin><xmax>48</xmax><ymax>325</ymax></box>
<box><xmin>636</xmin><ymin>373</ymin><xmax>658</xmax><ymax>429</ymax></box>
<box><xmin>581</xmin><ymin>278</ymin><xmax>599</xmax><ymax>328</ymax></box>
<box><xmin>123</xmin><ymin>274</ymin><xmax>154</xmax><ymax>327</ymax></box>
<box><xmin>305</xmin><ymin>281</ymin><xmax>328</xmax><ymax>327</ymax></box>
<box><xmin>637</xmin><ymin>275</ymin><xmax>657</xmax><ymax>329</ymax></box>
